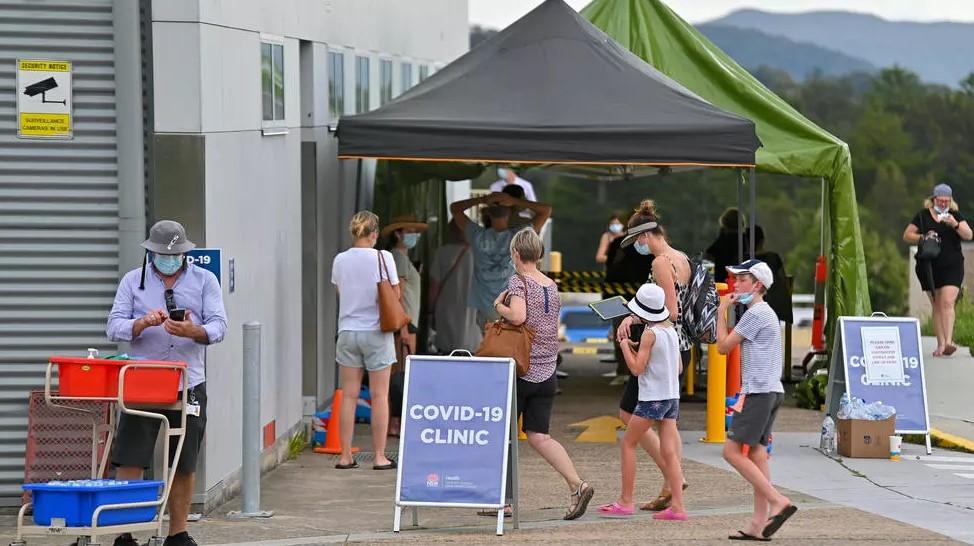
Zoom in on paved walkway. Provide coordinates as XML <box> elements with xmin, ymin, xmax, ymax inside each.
<box><xmin>2</xmin><ymin>352</ymin><xmax>969</xmax><ymax>545</ymax></box>
<box><xmin>923</xmin><ymin>336</ymin><xmax>974</xmax><ymax>450</ymax></box>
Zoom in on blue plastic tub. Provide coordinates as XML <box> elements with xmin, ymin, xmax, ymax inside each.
<box><xmin>23</xmin><ymin>480</ymin><xmax>163</xmax><ymax>527</ymax></box>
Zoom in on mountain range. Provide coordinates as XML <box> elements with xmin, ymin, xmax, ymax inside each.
<box><xmin>706</xmin><ymin>9</ymin><xmax>974</xmax><ymax>86</ymax></box>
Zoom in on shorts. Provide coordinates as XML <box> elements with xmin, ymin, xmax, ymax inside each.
<box><xmin>516</xmin><ymin>373</ymin><xmax>557</xmax><ymax>435</ymax></box>
<box><xmin>620</xmin><ymin>350</ymin><xmax>691</xmax><ymax>414</ymax></box>
<box><xmin>337</xmin><ymin>330</ymin><xmax>396</xmax><ymax>372</ymax></box>
<box><xmin>112</xmin><ymin>383</ymin><xmax>207</xmax><ymax>475</ymax></box>
<box><xmin>633</xmin><ymin>398</ymin><xmax>680</xmax><ymax>421</ymax></box>
<box><xmin>728</xmin><ymin>392</ymin><xmax>784</xmax><ymax>446</ymax></box>
<box><xmin>915</xmin><ymin>260</ymin><xmax>964</xmax><ymax>291</ymax></box>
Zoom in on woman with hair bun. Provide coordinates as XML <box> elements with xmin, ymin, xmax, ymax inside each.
<box><xmin>330</xmin><ymin>210</ymin><xmax>398</xmax><ymax>470</ymax></box>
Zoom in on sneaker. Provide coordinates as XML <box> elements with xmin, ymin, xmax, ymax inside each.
<box><xmin>162</xmin><ymin>532</ymin><xmax>198</xmax><ymax>546</ymax></box>
<box><xmin>113</xmin><ymin>533</ymin><xmax>141</xmax><ymax>546</ymax></box>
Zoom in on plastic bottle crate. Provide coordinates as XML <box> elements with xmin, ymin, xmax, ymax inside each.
<box><xmin>22</xmin><ymin>480</ymin><xmax>163</xmax><ymax>527</ymax></box>
<box><xmin>52</xmin><ymin>357</ymin><xmax>185</xmax><ymax>404</ymax></box>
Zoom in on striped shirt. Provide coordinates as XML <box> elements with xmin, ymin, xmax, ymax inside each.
<box><xmin>733</xmin><ymin>301</ymin><xmax>784</xmax><ymax>394</ymax></box>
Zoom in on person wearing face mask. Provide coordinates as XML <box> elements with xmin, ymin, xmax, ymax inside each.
<box><xmin>450</xmin><ymin>191</ymin><xmax>552</xmax><ymax>328</ymax></box>
<box><xmin>106</xmin><ymin>220</ymin><xmax>228</xmax><ymax>546</ymax></box>
<box><xmin>382</xmin><ymin>215</ymin><xmax>428</xmax><ymax>360</ymax></box>
<box><xmin>903</xmin><ymin>183</ymin><xmax>972</xmax><ymax>357</ymax></box>
<box><xmin>330</xmin><ymin>211</ymin><xmax>399</xmax><ymax>470</ymax></box>
<box><xmin>716</xmin><ymin>259</ymin><xmax>796</xmax><ymax>540</ymax></box>
<box><xmin>595</xmin><ymin>213</ymin><xmax>626</xmax><ymax>265</ymax></box>
<box><xmin>489</xmin><ymin>166</ymin><xmax>538</xmax><ymax>203</ymax></box>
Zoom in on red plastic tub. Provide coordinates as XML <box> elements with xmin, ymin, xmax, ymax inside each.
<box><xmin>52</xmin><ymin>357</ymin><xmax>186</xmax><ymax>404</ymax></box>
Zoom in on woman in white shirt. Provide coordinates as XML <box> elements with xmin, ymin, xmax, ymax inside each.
<box><xmin>330</xmin><ymin>211</ymin><xmax>398</xmax><ymax>471</ymax></box>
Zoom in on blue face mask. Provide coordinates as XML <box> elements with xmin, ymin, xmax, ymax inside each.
<box><xmin>609</xmin><ymin>222</ymin><xmax>624</xmax><ymax>234</ymax></box>
<box><xmin>736</xmin><ymin>293</ymin><xmax>754</xmax><ymax>305</ymax></box>
<box><xmin>153</xmin><ymin>254</ymin><xmax>183</xmax><ymax>276</ymax></box>
<box><xmin>634</xmin><ymin>241</ymin><xmax>651</xmax><ymax>256</ymax></box>
<box><xmin>403</xmin><ymin>233</ymin><xmax>420</xmax><ymax>249</ymax></box>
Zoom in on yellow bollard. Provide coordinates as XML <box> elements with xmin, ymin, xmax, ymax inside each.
<box><xmin>518</xmin><ymin>415</ymin><xmax>527</xmax><ymax>441</ymax></box>
<box><xmin>703</xmin><ymin>283</ymin><xmax>729</xmax><ymax>444</ymax></box>
<box><xmin>685</xmin><ymin>345</ymin><xmax>696</xmax><ymax>397</ymax></box>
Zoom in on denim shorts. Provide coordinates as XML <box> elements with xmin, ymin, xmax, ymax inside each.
<box><xmin>336</xmin><ymin>330</ymin><xmax>396</xmax><ymax>372</ymax></box>
<box><xmin>633</xmin><ymin>398</ymin><xmax>680</xmax><ymax>421</ymax></box>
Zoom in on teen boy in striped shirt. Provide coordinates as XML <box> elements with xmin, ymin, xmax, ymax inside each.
<box><xmin>716</xmin><ymin>259</ymin><xmax>797</xmax><ymax>541</ymax></box>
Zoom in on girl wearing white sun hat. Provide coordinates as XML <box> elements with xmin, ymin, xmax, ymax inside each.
<box><xmin>600</xmin><ymin>283</ymin><xmax>687</xmax><ymax>520</ymax></box>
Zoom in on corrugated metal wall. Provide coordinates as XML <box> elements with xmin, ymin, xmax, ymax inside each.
<box><xmin>0</xmin><ymin>0</ymin><xmax>119</xmax><ymax>504</ymax></box>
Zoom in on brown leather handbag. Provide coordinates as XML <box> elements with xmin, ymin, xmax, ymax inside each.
<box><xmin>476</xmin><ymin>275</ymin><xmax>535</xmax><ymax>376</ymax></box>
<box><xmin>377</xmin><ymin>250</ymin><xmax>410</xmax><ymax>333</ymax></box>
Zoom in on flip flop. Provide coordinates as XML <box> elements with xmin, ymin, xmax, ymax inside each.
<box><xmin>762</xmin><ymin>504</ymin><xmax>798</xmax><ymax>538</ymax></box>
<box><xmin>944</xmin><ymin>344</ymin><xmax>958</xmax><ymax>356</ymax></box>
<box><xmin>372</xmin><ymin>460</ymin><xmax>397</xmax><ymax>470</ymax></box>
<box><xmin>652</xmin><ymin>507</ymin><xmax>688</xmax><ymax>521</ymax></box>
<box><xmin>597</xmin><ymin>502</ymin><xmax>635</xmax><ymax>517</ymax></box>
<box><xmin>729</xmin><ymin>530</ymin><xmax>770</xmax><ymax>541</ymax></box>
<box><xmin>334</xmin><ymin>461</ymin><xmax>359</xmax><ymax>469</ymax></box>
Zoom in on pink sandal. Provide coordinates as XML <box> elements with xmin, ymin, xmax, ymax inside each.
<box><xmin>598</xmin><ymin>502</ymin><xmax>635</xmax><ymax>516</ymax></box>
<box><xmin>653</xmin><ymin>507</ymin><xmax>688</xmax><ymax>521</ymax></box>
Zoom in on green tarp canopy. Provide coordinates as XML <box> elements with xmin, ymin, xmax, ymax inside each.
<box><xmin>582</xmin><ymin>0</ymin><xmax>871</xmax><ymax>330</ymax></box>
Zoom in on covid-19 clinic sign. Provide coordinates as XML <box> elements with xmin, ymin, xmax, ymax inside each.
<box><xmin>395</xmin><ymin>355</ymin><xmax>514</xmax><ymax>508</ymax></box>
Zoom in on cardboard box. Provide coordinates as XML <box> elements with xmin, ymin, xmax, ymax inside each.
<box><xmin>837</xmin><ymin>416</ymin><xmax>896</xmax><ymax>458</ymax></box>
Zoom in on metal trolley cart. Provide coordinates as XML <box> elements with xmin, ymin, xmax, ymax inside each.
<box><xmin>12</xmin><ymin>357</ymin><xmax>188</xmax><ymax>546</ymax></box>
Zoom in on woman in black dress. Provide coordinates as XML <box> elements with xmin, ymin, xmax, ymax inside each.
<box><xmin>903</xmin><ymin>184</ymin><xmax>972</xmax><ymax>356</ymax></box>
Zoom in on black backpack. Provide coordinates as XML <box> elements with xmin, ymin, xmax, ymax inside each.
<box><xmin>681</xmin><ymin>255</ymin><xmax>718</xmax><ymax>344</ymax></box>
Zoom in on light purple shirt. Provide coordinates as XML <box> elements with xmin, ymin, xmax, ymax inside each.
<box><xmin>106</xmin><ymin>263</ymin><xmax>228</xmax><ymax>388</ymax></box>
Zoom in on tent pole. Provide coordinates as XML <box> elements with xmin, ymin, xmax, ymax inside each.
<box><xmin>737</xmin><ymin>169</ymin><xmax>744</xmax><ymax>262</ymax></box>
<box><xmin>749</xmin><ymin>167</ymin><xmax>756</xmax><ymax>260</ymax></box>
<box><xmin>354</xmin><ymin>159</ymin><xmax>363</xmax><ymax>210</ymax></box>
<box><xmin>820</xmin><ymin>177</ymin><xmax>826</xmax><ymax>256</ymax></box>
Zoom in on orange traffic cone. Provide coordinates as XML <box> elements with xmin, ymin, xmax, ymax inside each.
<box><xmin>313</xmin><ymin>389</ymin><xmax>359</xmax><ymax>455</ymax></box>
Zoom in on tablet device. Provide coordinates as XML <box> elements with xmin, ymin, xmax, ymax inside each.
<box><xmin>588</xmin><ymin>296</ymin><xmax>631</xmax><ymax>321</ymax></box>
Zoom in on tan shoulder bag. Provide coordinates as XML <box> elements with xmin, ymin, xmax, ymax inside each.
<box><xmin>377</xmin><ymin>250</ymin><xmax>410</xmax><ymax>332</ymax></box>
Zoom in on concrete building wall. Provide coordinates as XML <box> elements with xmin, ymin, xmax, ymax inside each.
<box><xmin>149</xmin><ymin>0</ymin><xmax>467</xmax><ymax>505</ymax></box>
<box><xmin>909</xmin><ymin>243</ymin><xmax>974</xmax><ymax>320</ymax></box>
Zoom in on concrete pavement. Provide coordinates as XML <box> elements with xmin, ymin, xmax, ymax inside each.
<box><xmin>2</xmin><ymin>350</ymin><xmax>970</xmax><ymax>545</ymax></box>
<box><xmin>922</xmin><ymin>336</ymin><xmax>974</xmax><ymax>451</ymax></box>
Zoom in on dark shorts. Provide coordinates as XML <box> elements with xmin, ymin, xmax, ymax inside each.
<box><xmin>633</xmin><ymin>398</ymin><xmax>680</xmax><ymax>421</ymax></box>
<box><xmin>728</xmin><ymin>392</ymin><xmax>783</xmax><ymax>447</ymax></box>
<box><xmin>915</xmin><ymin>260</ymin><xmax>964</xmax><ymax>291</ymax></box>
<box><xmin>516</xmin><ymin>374</ymin><xmax>557</xmax><ymax>435</ymax></box>
<box><xmin>620</xmin><ymin>350</ymin><xmax>691</xmax><ymax>414</ymax></box>
<box><xmin>112</xmin><ymin>383</ymin><xmax>207</xmax><ymax>475</ymax></box>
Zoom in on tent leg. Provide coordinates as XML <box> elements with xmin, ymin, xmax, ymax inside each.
<box><xmin>737</xmin><ymin>169</ymin><xmax>745</xmax><ymax>262</ymax></box>
<box><xmin>749</xmin><ymin>167</ymin><xmax>756</xmax><ymax>260</ymax></box>
<box><xmin>354</xmin><ymin>159</ymin><xmax>363</xmax><ymax>210</ymax></box>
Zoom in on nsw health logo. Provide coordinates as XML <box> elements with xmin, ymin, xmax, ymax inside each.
<box><xmin>426</xmin><ymin>473</ymin><xmax>440</xmax><ymax>488</ymax></box>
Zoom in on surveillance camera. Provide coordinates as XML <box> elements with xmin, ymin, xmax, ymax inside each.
<box><xmin>24</xmin><ymin>77</ymin><xmax>58</xmax><ymax>97</ymax></box>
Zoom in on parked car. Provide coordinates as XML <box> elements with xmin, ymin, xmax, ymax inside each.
<box><xmin>559</xmin><ymin>305</ymin><xmax>610</xmax><ymax>343</ymax></box>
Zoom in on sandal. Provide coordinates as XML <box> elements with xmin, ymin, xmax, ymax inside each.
<box><xmin>564</xmin><ymin>481</ymin><xmax>594</xmax><ymax>520</ymax></box>
<box><xmin>944</xmin><ymin>344</ymin><xmax>958</xmax><ymax>356</ymax></box>
<box><xmin>597</xmin><ymin>502</ymin><xmax>635</xmax><ymax>517</ymax></box>
<box><xmin>652</xmin><ymin>507</ymin><xmax>688</xmax><ymax>521</ymax></box>
<box><xmin>640</xmin><ymin>482</ymin><xmax>689</xmax><ymax>511</ymax></box>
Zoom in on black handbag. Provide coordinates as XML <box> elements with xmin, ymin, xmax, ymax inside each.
<box><xmin>916</xmin><ymin>212</ymin><xmax>941</xmax><ymax>261</ymax></box>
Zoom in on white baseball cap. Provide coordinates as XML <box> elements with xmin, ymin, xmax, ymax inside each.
<box><xmin>726</xmin><ymin>259</ymin><xmax>774</xmax><ymax>289</ymax></box>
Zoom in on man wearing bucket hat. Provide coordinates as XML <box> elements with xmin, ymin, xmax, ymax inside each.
<box><xmin>106</xmin><ymin>220</ymin><xmax>228</xmax><ymax>546</ymax></box>
<box><xmin>715</xmin><ymin>259</ymin><xmax>796</xmax><ymax>540</ymax></box>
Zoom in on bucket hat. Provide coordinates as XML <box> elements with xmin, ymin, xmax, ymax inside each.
<box><xmin>627</xmin><ymin>283</ymin><xmax>670</xmax><ymax>322</ymax></box>
<box><xmin>141</xmin><ymin>220</ymin><xmax>196</xmax><ymax>255</ymax></box>
<box><xmin>380</xmin><ymin>215</ymin><xmax>428</xmax><ymax>238</ymax></box>
<box><xmin>726</xmin><ymin>259</ymin><xmax>774</xmax><ymax>289</ymax></box>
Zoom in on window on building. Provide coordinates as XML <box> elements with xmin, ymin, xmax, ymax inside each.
<box><xmin>355</xmin><ymin>56</ymin><xmax>370</xmax><ymax>114</ymax></box>
<box><xmin>261</xmin><ymin>40</ymin><xmax>285</xmax><ymax>122</ymax></box>
<box><xmin>418</xmin><ymin>64</ymin><xmax>430</xmax><ymax>82</ymax></box>
<box><xmin>400</xmin><ymin>62</ymin><xmax>413</xmax><ymax>95</ymax></box>
<box><xmin>379</xmin><ymin>59</ymin><xmax>393</xmax><ymax>105</ymax></box>
<box><xmin>328</xmin><ymin>51</ymin><xmax>344</xmax><ymax>119</ymax></box>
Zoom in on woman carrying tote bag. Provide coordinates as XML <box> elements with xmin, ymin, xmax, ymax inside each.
<box><xmin>330</xmin><ymin>211</ymin><xmax>400</xmax><ymax>471</ymax></box>
<box><xmin>488</xmin><ymin>227</ymin><xmax>594</xmax><ymax>521</ymax></box>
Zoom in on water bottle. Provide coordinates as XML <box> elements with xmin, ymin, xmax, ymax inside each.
<box><xmin>820</xmin><ymin>413</ymin><xmax>836</xmax><ymax>454</ymax></box>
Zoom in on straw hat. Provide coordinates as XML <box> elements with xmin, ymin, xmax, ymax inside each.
<box><xmin>381</xmin><ymin>215</ymin><xmax>428</xmax><ymax>238</ymax></box>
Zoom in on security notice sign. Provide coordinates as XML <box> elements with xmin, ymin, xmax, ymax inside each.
<box><xmin>16</xmin><ymin>59</ymin><xmax>73</xmax><ymax>139</ymax></box>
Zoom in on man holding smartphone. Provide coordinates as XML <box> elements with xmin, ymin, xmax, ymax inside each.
<box><xmin>106</xmin><ymin>220</ymin><xmax>228</xmax><ymax>546</ymax></box>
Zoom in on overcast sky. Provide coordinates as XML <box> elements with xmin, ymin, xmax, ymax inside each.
<box><xmin>469</xmin><ymin>0</ymin><xmax>974</xmax><ymax>28</ymax></box>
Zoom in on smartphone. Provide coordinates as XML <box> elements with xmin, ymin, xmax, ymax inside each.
<box><xmin>168</xmin><ymin>308</ymin><xmax>187</xmax><ymax>321</ymax></box>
